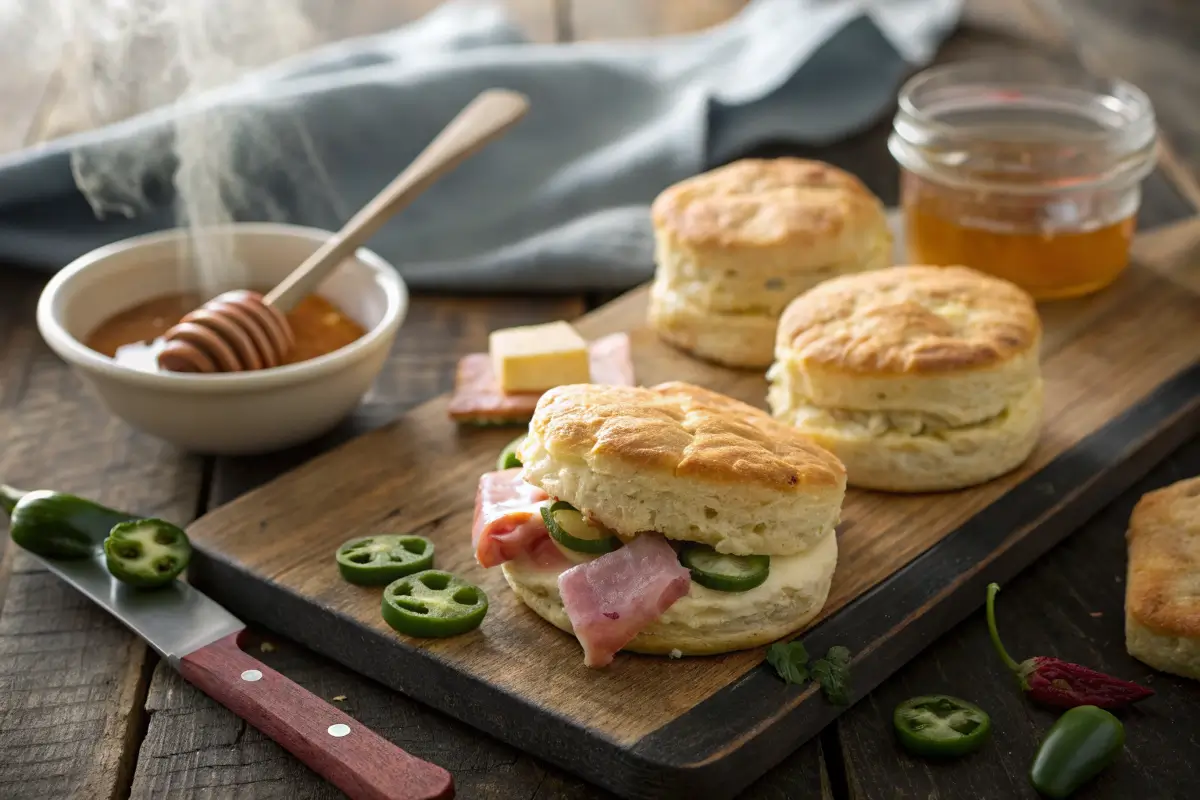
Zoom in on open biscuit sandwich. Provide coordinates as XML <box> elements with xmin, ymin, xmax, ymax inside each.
<box><xmin>470</xmin><ymin>381</ymin><xmax>847</xmax><ymax>668</ymax></box>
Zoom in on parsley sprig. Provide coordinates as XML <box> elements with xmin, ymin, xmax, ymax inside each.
<box><xmin>765</xmin><ymin>641</ymin><xmax>852</xmax><ymax>705</ymax></box>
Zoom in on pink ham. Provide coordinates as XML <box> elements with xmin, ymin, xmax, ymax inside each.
<box><xmin>557</xmin><ymin>533</ymin><xmax>691</xmax><ymax>668</ymax></box>
<box><xmin>471</xmin><ymin>468</ymin><xmax>568</xmax><ymax>570</ymax></box>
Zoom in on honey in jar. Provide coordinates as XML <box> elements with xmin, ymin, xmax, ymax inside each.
<box><xmin>889</xmin><ymin>60</ymin><xmax>1157</xmax><ymax>300</ymax></box>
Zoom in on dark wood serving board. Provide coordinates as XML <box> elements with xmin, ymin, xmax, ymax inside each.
<box><xmin>185</xmin><ymin>220</ymin><xmax>1200</xmax><ymax>800</ymax></box>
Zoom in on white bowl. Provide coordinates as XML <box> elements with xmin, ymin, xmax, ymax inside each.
<box><xmin>36</xmin><ymin>223</ymin><xmax>408</xmax><ymax>455</ymax></box>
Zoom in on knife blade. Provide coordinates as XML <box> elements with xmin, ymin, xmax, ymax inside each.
<box><xmin>26</xmin><ymin>549</ymin><xmax>454</xmax><ymax>800</ymax></box>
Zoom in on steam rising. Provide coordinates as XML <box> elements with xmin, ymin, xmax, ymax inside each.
<box><xmin>20</xmin><ymin>0</ymin><xmax>335</xmax><ymax>294</ymax></box>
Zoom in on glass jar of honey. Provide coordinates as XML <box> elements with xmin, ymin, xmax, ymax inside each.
<box><xmin>889</xmin><ymin>60</ymin><xmax>1158</xmax><ymax>300</ymax></box>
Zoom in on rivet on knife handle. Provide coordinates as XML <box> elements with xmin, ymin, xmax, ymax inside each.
<box><xmin>178</xmin><ymin>631</ymin><xmax>454</xmax><ymax>800</ymax></box>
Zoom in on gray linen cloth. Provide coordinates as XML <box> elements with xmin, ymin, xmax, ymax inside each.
<box><xmin>0</xmin><ymin>0</ymin><xmax>961</xmax><ymax>293</ymax></box>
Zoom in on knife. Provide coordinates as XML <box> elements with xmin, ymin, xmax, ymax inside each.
<box><xmin>20</xmin><ymin>548</ymin><xmax>455</xmax><ymax>800</ymax></box>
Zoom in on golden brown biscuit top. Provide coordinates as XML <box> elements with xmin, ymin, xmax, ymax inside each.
<box><xmin>650</xmin><ymin>158</ymin><xmax>887</xmax><ymax>250</ymax></box>
<box><xmin>528</xmin><ymin>382</ymin><xmax>845</xmax><ymax>491</ymax></box>
<box><xmin>1127</xmin><ymin>475</ymin><xmax>1200</xmax><ymax>638</ymax></box>
<box><xmin>776</xmin><ymin>266</ymin><xmax>1041</xmax><ymax>374</ymax></box>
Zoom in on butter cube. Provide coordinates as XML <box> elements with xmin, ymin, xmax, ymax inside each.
<box><xmin>489</xmin><ymin>321</ymin><xmax>591</xmax><ymax>393</ymax></box>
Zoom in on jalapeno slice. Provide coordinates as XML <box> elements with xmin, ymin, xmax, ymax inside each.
<box><xmin>893</xmin><ymin>695</ymin><xmax>992</xmax><ymax>758</ymax></box>
<box><xmin>336</xmin><ymin>534</ymin><xmax>435</xmax><ymax>585</ymax></box>
<box><xmin>381</xmin><ymin>570</ymin><xmax>488</xmax><ymax>637</ymax></box>
<box><xmin>102</xmin><ymin>518</ymin><xmax>192</xmax><ymax>589</ymax></box>
<box><xmin>678</xmin><ymin>543</ymin><xmax>770</xmax><ymax>592</ymax></box>
<box><xmin>497</xmin><ymin>434</ymin><xmax>526</xmax><ymax>470</ymax></box>
<box><xmin>540</xmin><ymin>501</ymin><xmax>621</xmax><ymax>554</ymax></box>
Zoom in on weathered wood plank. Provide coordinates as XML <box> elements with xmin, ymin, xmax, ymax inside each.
<box><xmin>839</xmin><ymin>433</ymin><xmax>1200</xmax><ymax>800</ymax></box>
<box><xmin>177</xmin><ymin>213</ymin><xmax>1200</xmax><ymax>798</ymax></box>
<box><xmin>0</xmin><ymin>269</ymin><xmax>203</xmax><ymax>800</ymax></box>
<box><xmin>835</xmin><ymin>174</ymin><xmax>1200</xmax><ymax>800</ymax></box>
<box><xmin>132</xmin><ymin>296</ymin><xmax>607</xmax><ymax>800</ymax></box>
<box><xmin>131</xmin><ymin>630</ymin><xmax>829</xmax><ymax>799</ymax></box>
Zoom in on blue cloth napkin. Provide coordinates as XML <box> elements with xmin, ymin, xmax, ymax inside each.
<box><xmin>0</xmin><ymin>0</ymin><xmax>961</xmax><ymax>293</ymax></box>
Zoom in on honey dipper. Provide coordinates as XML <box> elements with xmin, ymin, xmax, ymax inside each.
<box><xmin>157</xmin><ymin>88</ymin><xmax>530</xmax><ymax>373</ymax></box>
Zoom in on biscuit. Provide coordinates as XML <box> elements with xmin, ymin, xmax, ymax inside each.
<box><xmin>502</xmin><ymin>529</ymin><xmax>838</xmax><ymax>655</ymax></box>
<box><xmin>648</xmin><ymin>158</ymin><xmax>891</xmax><ymax>369</ymax></box>
<box><xmin>1125</xmin><ymin>475</ymin><xmax>1200</xmax><ymax>679</ymax></box>
<box><xmin>647</xmin><ymin>281</ymin><xmax>777</xmax><ymax>368</ymax></box>
<box><xmin>518</xmin><ymin>381</ymin><xmax>846</xmax><ymax>556</ymax></box>
<box><xmin>768</xmin><ymin>266</ymin><xmax>1043</xmax><ymax>491</ymax></box>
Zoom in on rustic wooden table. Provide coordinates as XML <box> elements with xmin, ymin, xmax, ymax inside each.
<box><xmin>2</xmin><ymin>2</ymin><xmax>1199</xmax><ymax>798</ymax></box>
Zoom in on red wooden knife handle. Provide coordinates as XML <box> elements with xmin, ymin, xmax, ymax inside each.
<box><xmin>179</xmin><ymin>631</ymin><xmax>454</xmax><ymax>800</ymax></box>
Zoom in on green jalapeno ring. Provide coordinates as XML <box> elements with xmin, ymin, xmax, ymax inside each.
<box><xmin>0</xmin><ymin>484</ymin><xmax>28</xmax><ymax>516</ymax></box>
<box><xmin>678</xmin><ymin>542</ymin><xmax>771</xmax><ymax>592</ymax></box>
<box><xmin>496</xmin><ymin>435</ymin><xmax>527</xmax><ymax>471</ymax></box>
<box><xmin>893</xmin><ymin>695</ymin><xmax>992</xmax><ymax>758</ymax></box>
<box><xmin>541</xmin><ymin>501</ymin><xmax>622</xmax><ymax>554</ymax></box>
<box><xmin>103</xmin><ymin>518</ymin><xmax>192</xmax><ymax>589</ymax></box>
<box><xmin>336</xmin><ymin>534</ymin><xmax>435</xmax><ymax>585</ymax></box>
<box><xmin>381</xmin><ymin>570</ymin><xmax>488</xmax><ymax>638</ymax></box>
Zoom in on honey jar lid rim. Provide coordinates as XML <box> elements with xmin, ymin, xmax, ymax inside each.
<box><xmin>890</xmin><ymin>58</ymin><xmax>1158</xmax><ymax>193</ymax></box>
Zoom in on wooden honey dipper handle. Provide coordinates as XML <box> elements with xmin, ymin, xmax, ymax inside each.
<box><xmin>263</xmin><ymin>88</ymin><xmax>531</xmax><ymax>313</ymax></box>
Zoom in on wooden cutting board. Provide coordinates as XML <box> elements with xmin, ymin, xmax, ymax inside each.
<box><xmin>186</xmin><ymin>220</ymin><xmax>1200</xmax><ymax>800</ymax></box>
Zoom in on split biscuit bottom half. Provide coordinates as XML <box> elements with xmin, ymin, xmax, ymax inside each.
<box><xmin>647</xmin><ymin>157</ymin><xmax>892</xmax><ymax>370</ymax></box>
<box><xmin>768</xmin><ymin>265</ymin><xmax>1046</xmax><ymax>493</ymax></box>
<box><xmin>505</xmin><ymin>381</ymin><xmax>849</xmax><ymax>656</ymax></box>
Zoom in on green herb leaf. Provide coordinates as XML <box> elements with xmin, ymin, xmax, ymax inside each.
<box><xmin>825</xmin><ymin>645</ymin><xmax>851</xmax><ymax>668</ymax></box>
<box><xmin>812</xmin><ymin>647</ymin><xmax>853</xmax><ymax>705</ymax></box>
<box><xmin>766</xmin><ymin>641</ymin><xmax>810</xmax><ymax>685</ymax></box>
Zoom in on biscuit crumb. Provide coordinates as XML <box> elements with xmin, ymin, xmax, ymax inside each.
<box><xmin>259</xmin><ymin>642</ymin><xmax>276</xmax><ymax>653</ymax></box>
<box><xmin>669</xmin><ymin>649</ymin><xmax>683</xmax><ymax>659</ymax></box>
<box><xmin>332</xmin><ymin>695</ymin><xmax>347</xmax><ymax>702</ymax></box>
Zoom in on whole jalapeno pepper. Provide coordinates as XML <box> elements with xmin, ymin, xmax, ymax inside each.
<box><xmin>1030</xmin><ymin>705</ymin><xmax>1125</xmax><ymax>798</ymax></box>
<box><xmin>0</xmin><ymin>484</ymin><xmax>27</xmax><ymax>516</ymax></box>
<box><xmin>5</xmin><ymin>488</ymin><xmax>138</xmax><ymax>559</ymax></box>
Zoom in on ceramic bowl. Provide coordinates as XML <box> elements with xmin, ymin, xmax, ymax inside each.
<box><xmin>36</xmin><ymin>223</ymin><xmax>408</xmax><ymax>455</ymax></box>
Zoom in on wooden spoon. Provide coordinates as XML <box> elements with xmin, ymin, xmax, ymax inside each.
<box><xmin>157</xmin><ymin>88</ymin><xmax>531</xmax><ymax>373</ymax></box>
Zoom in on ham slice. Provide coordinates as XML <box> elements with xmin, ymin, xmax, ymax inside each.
<box><xmin>471</xmin><ymin>468</ymin><xmax>567</xmax><ymax>569</ymax></box>
<box><xmin>448</xmin><ymin>333</ymin><xmax>635</xmax><ymax>424</ymax></box>
<box><xmin>557</xmin><ymin>533</ymin><xmax>691</xmax><ymax>668</ymax></box>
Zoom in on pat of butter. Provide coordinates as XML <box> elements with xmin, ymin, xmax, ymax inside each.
<box><xmin>489</xmin><ymin>320</ymin><xmax>591</xmax><ymax>393</ymax></box>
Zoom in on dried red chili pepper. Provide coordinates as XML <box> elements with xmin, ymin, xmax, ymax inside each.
<box><xmin>985</xmin><ymin>582</ymin><xmax>1153</xmax><ymax>710</ymax></box>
